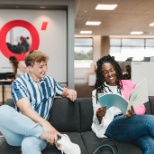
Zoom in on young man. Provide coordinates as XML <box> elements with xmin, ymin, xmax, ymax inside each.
<box><xmin>0</xmin><ymin>50</ymin><xmax>81</xmax><ymax>154</ymax></box>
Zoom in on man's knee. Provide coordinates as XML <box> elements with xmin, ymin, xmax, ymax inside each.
<box><xmin>0</xmin><ymin>105</ymin><xmax>12</xmax><ymax>118</ymax></box>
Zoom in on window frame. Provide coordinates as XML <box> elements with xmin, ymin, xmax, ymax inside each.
<box><xmin>74</xmin><ymin>37</ymin><xmax>93</xmax><ymax>68</ymax></box>
<box><xmin>110</xmin><ymin>38</ymin><xmax>154</xmax><ymax>62</ymax></box>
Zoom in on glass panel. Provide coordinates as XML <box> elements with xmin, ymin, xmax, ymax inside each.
<box><xmin>122</xmin><ymin>47</ymin><xmax>144</xmax><ymax>61</ymax></box>
<box><xmin>74</xmin><ymin>37</ymin><xmax>93</xmax><ymax>68</ymax></box>
<box><xmin>145</xmin><ymin>47</ymin><xmax>154</xmax><ymax>56</ymax></box>
<box><xmin>122</xmin><ymin>39</ymin><xmax>144</xmax><ymax>47</ymax></box>
<box><xmin>121</xmin><ymin>47</ymin><xmax>144</xmax><ymax>53</ymax></box>
<box><xmin>110</xmin><ymin>47</ymin><xmax>121</xmax><ymax>53</ymax></box>
<box><xmin>74</xmin><ymin>60</ymin><xmax>93</xmax><ymax>68</ymax></box>
<box><xmin>74</xmin><ymin>47</ymin><xmax>93</xmax><ymax>60</ymax></box>
<box><xmin>110</xmin><ymin>39</ymin><xmax>121</xmax><ymax>46</ymax></box>
<box><xmin>145</xmin><ymin>39</ymin><xmax>154</xmax><ymax>47</ymax></box>
<box><xmin>110</xmin><ymin>53</ymin><xmax>127</xmax><ymax>62</ymax></box>
<box><xmin>110</xmin><ymin>38</ymin><xmax>154</xmax><ymax>61</ymax></box>
<box><xmin>74</xmin><ymin>38</ymin><xmax>93</xmax><ymax>46</ymax></box>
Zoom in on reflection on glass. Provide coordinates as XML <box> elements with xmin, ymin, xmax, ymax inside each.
<box><xmin>74</xmin><ymin>37</ymin><xmax>93</xmax><ymax>68</ymax></box>
<box><xmin>122</xmin><ymin>39</ymin><xmax>144</xmax><ymax>47</ymax></box>
<box><xmin>74</xmin><ymin>47</ymin><xmax>93</xmax><ymax>60</ymax></box>
<box><xmin>145</xmin><ymin>39</ymin><xmax>154</xmax><ymax>47</ymax></box>
<box><xmin>110</xmin><ymin>39</ymin><xmax>121</xmax><ymax>46</ymax></box>
<box><xmin>6</xmin><ymin>27</ymin><xmax>31</xmax><ymax>54</ymax></box>
<box><xmin>110</xmin><ymin>47</ymin><xmax>121</xmax><ymax>53</ymax></box>
<box><xmin>75</xmin><ymin>38</ymin><xmax>93</xmax><ymax>46</ymax></box>
<box><xmin>110</xmin><ymin>38</ymin><xmax>154</xmax><ymax>61</ymax></box>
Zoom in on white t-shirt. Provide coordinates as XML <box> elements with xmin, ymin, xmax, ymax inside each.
<box><xmin>91</xmin><ymin>83</ymin><xmax>124</xmax><ymax>138</ymax></box>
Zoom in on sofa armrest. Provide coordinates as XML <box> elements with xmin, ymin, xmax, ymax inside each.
<box><xmin>4</xmin><ymin>99</ymin><xmax>15</xmax><ymax>108</ymax></box>
<box><xmin>79</xmin><ymin>97</ymin><xmax>93</xmax><ymax>131</ymax></box>
<box><xmin>147</xmin><ymin>96</ymin><xmax>154</xmax><ymax>115</ymax></box>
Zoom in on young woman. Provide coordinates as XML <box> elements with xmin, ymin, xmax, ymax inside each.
<box><xmin>92</xmin><ymin>54</ymin><xmax>154</xmax><ymax>154</ymax></box>
<box><xmin>9</xmin><ymin>56</ymin><xmax>27</xmax><ymax>78</ymax></box>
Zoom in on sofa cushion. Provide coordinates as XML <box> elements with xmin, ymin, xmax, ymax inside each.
<box><xmin>62</xmin><ymin>132</ymin><xmax>88</xmax><ymax>154</ymax></box>
<box><xmin>144</xmin><ymin>101</ymin><xmax>151</xmax><ymax>114</ymax></box>
<box><xmin>79</xmin><ymin>98</ymin><xmax>93</xmax><ymax>132</ymax></box>
<box><xmin>0</xmin><ymin>137</ymin><xmax>21</xmax><ymax>154</ymax></box>
<box><xmin>42</xmin><ymin>132</ymin><xmax>88</xmax><ymax>154</ymax></box>
<box><xmin>81</xmin><ymin>131</ymin><xmax>103</xmax><ymax>153</ymax></box>
<box><xmin>49</xmin><ymin>98</ymin><xmax>80</xmax><ymax>132</ymax></box>
<box><xmin>148</xmin><ymin>96</ymin><xmax>154</xmax><ymax>115</ymax></box>
<box><xmin>81</xmin><ymin>131</ymin><xmax>143</xmax><ymax>154</ymax></box>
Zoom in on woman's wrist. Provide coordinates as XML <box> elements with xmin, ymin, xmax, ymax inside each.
<box><xmin>96</xmin><ymin>114</ymin><xmax>103</xmax><ymax>124</ymax></box>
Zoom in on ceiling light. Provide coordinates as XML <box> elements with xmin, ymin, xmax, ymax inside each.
<box><xmin>95</xmin><ymin>4</ymin><xmax>117</xmax><ymax>10</ymax></box>
<box><xmin>86</xmin><ymin>21</ymin><xmax>101</xmax><ymax>26</ymax></box>
<box><xmin>149</xmin><ymin>22</ymin><xmax>154</xmax><ymax>26</ymax></box>
<box><xmin>130</xmin><ymin>31</ymin><xmax>144</xmax><ymax>35</ymax></box>
<box><xmin>80</xmin><ymin>31</ymin><xmax>92</xmax><ymax>34</ymax></box>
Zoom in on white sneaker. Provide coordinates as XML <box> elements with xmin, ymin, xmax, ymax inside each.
<box><xmin>57</xmin><ymin>134</ymin><xmax>81</xmax><ymax>154</ymax></box>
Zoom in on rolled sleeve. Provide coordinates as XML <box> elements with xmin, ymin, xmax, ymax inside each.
<box><xmin>11</xmin><ymin>80</ymin><xmax>27</xmax><ymax>103</ymax></box>
<box><xmin>54</xmin><ymin>80</ymin><xmax>64</xmax><ymax>96</ymax></box>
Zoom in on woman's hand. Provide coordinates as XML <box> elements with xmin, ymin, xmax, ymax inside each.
<box><xmin>125</xmin><ymin>106</ymin><xmax>136</xmax><ymax>118</ymax></box>
<box><xmin>96</xmin><ymin>106</ymin><xmax>106</xmax><ymax>124</ymax></box>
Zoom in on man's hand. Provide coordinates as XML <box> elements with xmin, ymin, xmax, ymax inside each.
<box><xmin>63</xmin><ymin>88</ymin><xmax>77</xmax><ymax>101</ymax></box>
<box><xmin>125</xmin><ymin>106</ymin><xmax>136</xmax><ymax>118</ymax></box>
<box><xmin>41</xmin><ymin>121</ymin><xmax>62</xmax><ymax>144</ymax></box>
<box><xmin>96</xmin><ymin>106</ymin><xmax>106</xmax><ymax>124</ymax></box>
<box><xmin>66</xmin><ymin>89</ymin><xmax>77</xmax><ymax>101</ymax></box>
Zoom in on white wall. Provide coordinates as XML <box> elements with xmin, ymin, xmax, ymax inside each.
<box><xmin>131</xmin><ymin>62</ymin><xmax>154</xmax><ymax>96</ymax></box>
<box><xmin>0</xmin><ymin>9</ymin><xmax>67</xmax><ymax>83</ymax></box>
<box><xmin>0</xmin><ymin>0</ymin><xmax>75</xmax><ymax>88</ymax></box>
<box><xmin>0</xmin><ymin>10</ymin><xmax>67</xmax><ymax>83</ymax></box>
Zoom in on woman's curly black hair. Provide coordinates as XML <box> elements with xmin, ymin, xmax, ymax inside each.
<box><xmin>95</xmin><ymin>55</ymin><xmax>123</xmax><ymax>97</ymax></box>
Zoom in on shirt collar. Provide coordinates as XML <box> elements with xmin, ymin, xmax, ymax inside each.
<box><xmin>26</xmin><ymin>73</ymin><xmax>45</xmax><ymax>83</ymax></box>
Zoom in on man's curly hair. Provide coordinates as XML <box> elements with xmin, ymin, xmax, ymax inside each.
<box><xmin>95</xmin><ymin>55</ymin><xmax>123</xmax><ymax>95</ymax></box>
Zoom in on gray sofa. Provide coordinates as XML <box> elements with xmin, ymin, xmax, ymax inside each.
<box><xmin>1</xmin><ymin>96</ymin><xmax>153</xmax><ymax>154</ymax></box>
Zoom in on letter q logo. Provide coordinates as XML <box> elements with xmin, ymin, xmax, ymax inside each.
<box><xmin>0</xmin><ymin>20</ymin><xmax>40</xmax><ymax>61</ymax></box>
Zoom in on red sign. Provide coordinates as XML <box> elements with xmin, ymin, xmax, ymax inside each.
<box><xmin>0</xmin><ymin>20</ymin><xmax>40</xmax><ymax>61</ymax></box>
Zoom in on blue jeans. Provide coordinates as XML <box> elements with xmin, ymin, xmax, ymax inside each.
<box><xmin>0</xmin><ymin>105</ymin><xmax>47</xmax><ymax>154</ymax></box>
<box><xmin>105</xmin><ymin>114</ymin><xmax>154</xmax><ymax>154</ymax></box>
